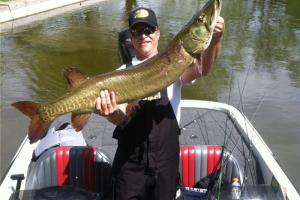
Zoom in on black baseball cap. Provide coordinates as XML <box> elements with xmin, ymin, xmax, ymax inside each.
<box><xmin>129</xmin><ymin>7</ymin><xmax>158</xmax><ymax>29</ymax></box>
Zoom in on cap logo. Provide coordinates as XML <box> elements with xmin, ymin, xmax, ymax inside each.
<box><xmin>134</xmin><ymin>9</ymin><xmax>149</xmax><ymax>19</ymax></box>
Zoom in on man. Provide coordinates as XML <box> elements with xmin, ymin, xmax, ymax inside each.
<box><xmin>96</xmin><ymin>7</ymin><xmax>224</xmax><ymax>200</ymax></box>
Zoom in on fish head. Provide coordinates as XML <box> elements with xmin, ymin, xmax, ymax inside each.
<box><xmin>178</xmin><ymin>0</ymin><xmax>221</xmax><ymax>56</ymax></box>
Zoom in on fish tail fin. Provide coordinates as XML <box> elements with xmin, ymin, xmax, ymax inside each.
<box><xmin>11</xmin><ymin>101</ymin><xmax>40</xmax><ymax>118</ymax></box>
<box><xmin>11</xmin><ymin>101</ymin><xmax>51</xmax><ymax>143</ymax></box>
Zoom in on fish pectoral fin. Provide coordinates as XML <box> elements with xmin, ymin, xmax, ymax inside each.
<box><xmin>63</xmin><ymin>67</ymin><xmax>88</xmax><ymax>89</ymax></box>
<box><xmin>29</xmin><ymin>115</ymin><xmax>51</xmax><ymax>144</ymax></box>
<box><xmin>71</xmin><ymin>113</ymin><xmax>91</xmax><ymax>131</ymax></box>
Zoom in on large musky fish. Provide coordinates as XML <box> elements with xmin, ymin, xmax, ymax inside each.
<box><xmin>12</xmin><ymin>0</ymin><xmax>222</xmax><ymax>143</ymax></box>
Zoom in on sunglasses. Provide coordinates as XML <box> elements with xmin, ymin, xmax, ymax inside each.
<box><xmin>130</xmin><ymin>26</ymin><xmax>156</xmax><ymax>37</ymax></box>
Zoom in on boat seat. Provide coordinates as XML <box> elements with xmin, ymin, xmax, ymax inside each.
<box><xmin>25</xmin><ymin>146</ymin><xmax>112</xmax><ymax>194</ymax></box>
<box><xmin>179</xmin><ymin>145</ymin><xmax>243</xmax><ymax>188</ymax></box>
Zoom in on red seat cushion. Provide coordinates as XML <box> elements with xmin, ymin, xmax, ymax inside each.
<box><xmin>180</xmin><ymin>145</ymin><xmax>221</xmax><ymax>187</ymax></box>
<box><xmin>56</xmin><ymin>146</ymin><xmax>71</xmax><ymax>186</ymax></box>
<box><xmin>55</xmin><ymin>146</ymin><xmax>96</xmax><ymax>191</ymax></box>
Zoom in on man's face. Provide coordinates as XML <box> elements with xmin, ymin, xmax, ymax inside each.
<box><xmin>130</xmin><ymin>23</ymin><xmax>160</xmax><ymax>60</ymax></box>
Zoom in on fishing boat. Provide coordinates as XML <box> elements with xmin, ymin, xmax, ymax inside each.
<box><xmin>1</xmin><ymin>27</ymin><xmax>300</xmax><ymax>199</ymax></box>
<box><xmin>1</xmin><ymin>99</ymin><xmax>299</xmax><ymax>200</ymax></box>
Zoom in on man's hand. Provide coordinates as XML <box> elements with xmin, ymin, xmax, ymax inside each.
<box><xmin>96</xmin><ymin>90</ymin><xmax>130</xmax><ymax>126</ymax></box>
<box><xmin>96</xmin><ymin>90</ymin><xmax>118</xmax><ymax>116</ymax></box>
<box><xmin>212</xmin><ymin>16</ymin><xmax>225</xmax><ymax>41</ymax></box>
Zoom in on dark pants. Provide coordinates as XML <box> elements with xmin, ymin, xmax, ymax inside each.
<box><xmin>112</xmin><ymin>98</ymin><xmax>180</xmax><ymax>200</ymax></box>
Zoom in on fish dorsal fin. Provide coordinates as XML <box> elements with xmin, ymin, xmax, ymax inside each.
<box><xmin>63</xmin><ymin>67</ymin><xmax>88</xmax><ymax>89</ymax></box>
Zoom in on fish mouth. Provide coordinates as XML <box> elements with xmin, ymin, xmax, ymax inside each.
<box><xmin>188</xmin><ymin>0</ymin><xmax>221</xmax><ymax>54</ymax></box>
<box><xmin>204</xmin><ymin>0</ymin><xmax>221</xmax><ymax>30</ymax></box>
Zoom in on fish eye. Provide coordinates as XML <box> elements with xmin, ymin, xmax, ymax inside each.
<box><xmin>197</xmin><ymin>15</ymin><xmax>204</xmax><ymax>23</ymax></box>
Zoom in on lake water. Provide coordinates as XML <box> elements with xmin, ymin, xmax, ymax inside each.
<box><xmin>1</xmin><ymin>0</ymin><xmax>300</xmax><ymax>191</ymax></box>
